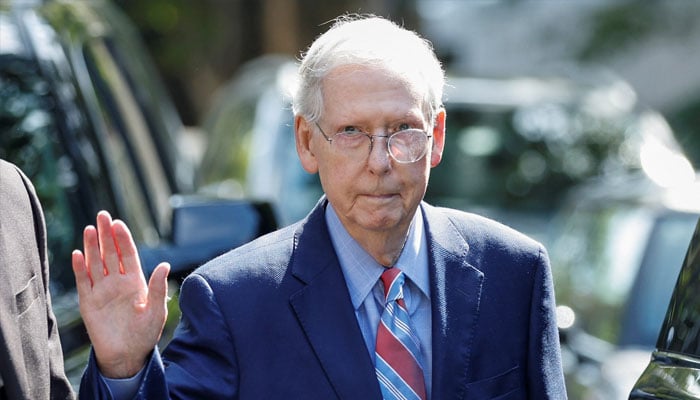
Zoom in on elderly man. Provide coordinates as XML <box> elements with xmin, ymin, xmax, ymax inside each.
<box><xmin>74</xmin><ymin>15</ymin><xmax>566</xmax><ymax>399</ymax></box>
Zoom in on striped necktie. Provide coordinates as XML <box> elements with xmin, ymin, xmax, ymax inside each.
<box><xmin>375</xmin><ymin>267</ymin><xmax>427</xmax><ymax>400</ymax></box>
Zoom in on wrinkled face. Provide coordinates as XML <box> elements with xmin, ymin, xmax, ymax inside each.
<box><xmin>295</xmin><ymin>65</ymin><xmax>445</xmax><ymax>239</ymax></box>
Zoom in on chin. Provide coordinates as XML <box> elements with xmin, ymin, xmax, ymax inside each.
<box><xmin>361</xmin><ymin>212</ymin><xmax>407</xmax><ymax>232</ymax></box>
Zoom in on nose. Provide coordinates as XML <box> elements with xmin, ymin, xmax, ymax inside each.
<box><xmin>367</xmin><ymin>134</ymin><xmax>392</xmax><ymax>173</ymax></box>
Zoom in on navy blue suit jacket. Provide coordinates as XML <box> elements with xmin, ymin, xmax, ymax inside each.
<box><xmin>80</xmin><ymin>199</ymin><xmax>566</xmax><ymax>399</ymax></box>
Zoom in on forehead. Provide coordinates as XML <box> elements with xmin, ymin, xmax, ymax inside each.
<box><xmin>321</xmin><ymin>65</ymin><xmax>425</xmax><ymax>120</ymax></box>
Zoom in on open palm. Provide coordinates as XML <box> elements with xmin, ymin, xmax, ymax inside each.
<box><xmin>72</xmin><ymin>211</ymin><xmax>170</xmax><ymax>378</ymax></box>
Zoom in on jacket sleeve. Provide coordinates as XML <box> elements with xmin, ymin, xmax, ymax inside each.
<box><xmin>527</xmin><ymin>245</ymin><xmax>567</xmax><ymax>399</ymax></box>
<box><xmin>79</xmin><ymin>349</ymin><xmax>167</xmax><ymax>400</ymax></box>
<box><xmin>19</xmin><ymin>168</ymin><xmax>76</xmax><ymax>400</ymax></box>
<box><xmin>157</xmin><ymin>273</ymin><xmax>240</xmax><ymax>398</ymax></box>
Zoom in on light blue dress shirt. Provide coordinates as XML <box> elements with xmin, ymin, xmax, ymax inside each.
<box><xmin>325</xmin><ymin>204</ymin><xmax>433</xmax><ymax>396</ymax></box>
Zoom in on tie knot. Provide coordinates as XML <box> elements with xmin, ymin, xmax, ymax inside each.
<box><xmin>380</xmin><ymin>267</ymin><xmax>405</xmax><ymax>303</ymax></box>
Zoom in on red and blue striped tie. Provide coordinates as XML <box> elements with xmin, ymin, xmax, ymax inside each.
<box><xmin>375</xmin><ymin>267</ymin><xmax>427</xmax><ymax>400</ymax></box>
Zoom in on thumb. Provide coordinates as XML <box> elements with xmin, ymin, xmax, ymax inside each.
<box><xmin>147</xmin><ymin>262</ymin><xmax>170</xmax><ymax>309</ymax></box>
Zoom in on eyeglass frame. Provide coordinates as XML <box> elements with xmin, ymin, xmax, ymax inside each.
<box><xmin>314</xmin><ymin>122</ymin><xmax>433</xmax><ymax>164</ymax></box>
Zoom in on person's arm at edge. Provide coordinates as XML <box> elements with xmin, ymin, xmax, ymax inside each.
<box><xmin>15</xmin><ymin>164</ymin><xmax>76</xmax><ymax>399</ymax></box>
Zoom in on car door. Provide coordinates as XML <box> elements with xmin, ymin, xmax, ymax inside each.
<box><xmin>629</xmin><ymin>217</ymin><xmax>700</xmax><ymax>399</ymax></box>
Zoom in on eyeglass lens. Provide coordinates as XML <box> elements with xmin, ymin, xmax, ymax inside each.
<box><xmin>333</xmin><ymin>130</ymin><xmax>429</xmax><ymax>163</ymax></box>
<box><xmin>317</xmin><ymin>122</ymin><xmax>431</xmax><ymax>163</ymax></box>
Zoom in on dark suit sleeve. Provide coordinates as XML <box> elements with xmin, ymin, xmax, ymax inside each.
<box><xmin>20</xmin><ymin>167</ymin><xmax>76</xmax><ymax>400</ymax></box>
<box><xmin>79</xmin><ymin>349</ymin><xmax>167</xmax><ymax>400</ymax></box>
<box><xmin>527</xmin><ymin>246</ymin><xmax>567</xmax><ymax>398</ymax></box>
<box><xmin>159</xmin><ymin>273</ymin><xmax>240</xmax><ymax>398</ymax></box>
<box><xmin>0</xmin><ymin>161</ymin><xmax>75</xmax><ymax>400</ymax></box>
<box><xmin>79</xmin><ymin>273</ymin><xmax>239</xmax><ymax>399</ymax></box>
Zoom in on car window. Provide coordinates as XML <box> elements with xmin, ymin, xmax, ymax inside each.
<box><xmin>551</xmin><ymin>202</ymin><xmax>698</xmax><ymax>347</ymax></box>
<box><xmin>197</xmin><ymin>57</ymin><xmax>323</xmax><ymax>225</ymax></box>
<box><xmin>82</xmin><ymin>39</ymin><xmax>170</xmax><ymax>241</ymax></box>
<box><xmin>551</xmin><ymin>205</ymin><xmax>656</xmax><ymax>343</ymax></box>
<box><xmin>38</xmin><ymin>0</ymin><xmax>186</xmax><ymax>240</ymax></box>
<box><xmin>655</xmin><ymin>220</ymin><xmax>700</xmax><ymax>357</ymax></box>
<box><xmin>0</xmin><ymin>54</ymin><xmax>113</xmax><ymax>295</ymax></box>
<box><xmin>94</xmin><ymin>4</ymin><xmax>192</xmax><ymax>193</ymax></box>
<box><xmin>426</xmin><ymin>96</ymin><xmax>638</xmax><ymax>214</ymax></box>
<box><xmin>427</xmin><ymin>106</ymin><xmax>529</xmax><ymax>210</ymax></box>
<box><xmin>619</xmin><ymin>213</ymin><xmax>698</xmax><ymax>347</ymax></box>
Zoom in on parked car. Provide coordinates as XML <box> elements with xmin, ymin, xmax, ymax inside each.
<box><xmin>197</xmin><ymin>55</ymin><xmax>688</xmax><ymax>242</ymax></box>
<box><xmin>0</xmin><ymin>0</ymin><xmax>276</xmax><ymax>387</ymax></box>
<box><xmin>550</xmin><ymin>173</ymin><xmax>700</xmax><ymax>399</ymax></box>
<box><xmin>197</xmin><ymin>55</ymin><xmax>319</xmax><ymax>226</ymax></box>
<box><xmin>629</xmin><ymin>215</ymin><xmax>700</xmax><ymax>399</ymax></box>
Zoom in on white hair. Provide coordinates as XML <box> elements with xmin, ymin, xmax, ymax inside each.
<box><xmin>292</xmin><ymin>15</ymin><xmax>445</xmax><ymax>125</ymax></box>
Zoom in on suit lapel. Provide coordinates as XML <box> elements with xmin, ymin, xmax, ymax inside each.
<box><xmin>422</xmin><ymin>203</ymin><xmax>484</xmax><ymax>399</ymax></box>
<box><xmin>289</xmin><ymin>200</ymin><xmax>382</xmax><ymax>400</ymax></box>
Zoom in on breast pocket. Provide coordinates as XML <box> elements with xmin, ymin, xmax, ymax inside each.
<box><xmin>464</xmin><ymin>365</ymin><xmax>525</xmax><ymax>399</ymax></box>
<box><xmin>15</xmin><ymin>274</ymin><xmax>40</xmax><ymax>316</ymax></box>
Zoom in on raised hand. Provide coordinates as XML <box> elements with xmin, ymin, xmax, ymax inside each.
<box><xmin>72</xmin><ymin>211</ymin><xmax>170</xmax><ymax>378</ymax></box>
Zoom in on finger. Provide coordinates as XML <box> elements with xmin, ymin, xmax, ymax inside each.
<box><xmin>96</xmin><ymin>211</ymin><xmax>121</xmax><ymax>276</ymax></box>
<box><xmin>112</xmin><ymin>219</ymin><xmax>141</xmax><ymax>276</ymax></box>
<box><xmin>72</xmin><ymin>250</ymin><xmax>93</xmax><ymax>294</ymax></box>
<box><xmin>83</xmin><ymin>225</ymin><xmax>105</xmax><ymax>284</ymax></box>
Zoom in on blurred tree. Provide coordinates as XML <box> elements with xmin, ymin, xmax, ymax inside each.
<box><xmin>576</xmin><ymin>1</ymin><xmax>699</xmax><ymax>62</ymax></box>
<box><xmin>570</xmin><ymin>1</ymin><xmax>700</xmax><ymax>169</ymax></box>
<box><xmin>115</xmin><ymin>0</ymin><xmax>700</xmax><ymax>171</ymax></box>
<box><xmin>114</xmin><ymin>0</ymin><xmax>417</xmax><ymax>125</ymax></box>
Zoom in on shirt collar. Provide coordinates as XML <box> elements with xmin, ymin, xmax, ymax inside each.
<box><xmin>325</xmin><ymin>203</ymin><xmax>430</xmax><ymax>310</ymax></box>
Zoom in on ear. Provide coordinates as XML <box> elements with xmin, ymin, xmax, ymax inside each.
<box><xmin>430</xmin><ymin>108</ymin><xmax>446</xmax><ymax>168</ymax></box>
<box><xmin>295</xmin><ymin>115</ymin><xmax>319</xmax><ymax>174</ymax></box>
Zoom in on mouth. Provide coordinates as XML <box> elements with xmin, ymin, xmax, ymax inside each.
<box><xmin>361</xmin><ymin>193</ymin><xmax>399</xmax><ymax>202</ymax></box>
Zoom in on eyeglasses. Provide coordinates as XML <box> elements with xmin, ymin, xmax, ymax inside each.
<box><xmin>315</xmin><ymin>122</ymin><xmax>432</xmax><ymax>164</ymax></box>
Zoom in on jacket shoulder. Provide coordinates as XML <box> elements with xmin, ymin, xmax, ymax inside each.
<box><xmin>428</xmin><ymin>206</ymin><xmax>542</xmax><ymax>247</ymax></box>
<box><xmin>424</xmin><ymin>203</ymin><xmax>546</xmax><ymax>258</ymax></box>
<box><xmin>191</xmin><ymin>222</ymin><xmax>299</xmax><ymax>284</ymax></box>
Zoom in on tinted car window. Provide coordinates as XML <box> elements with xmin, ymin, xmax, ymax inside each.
<box><xmin>550</xmin><ymin>184</ymin><xmax>700</xmax><ymax>399</ymax></box>
<box><xmin>620</xmin><ymin>213</ymin><xmax>700</xmax><ymax>347</ymax></box>
<box><xmin>0</xmin><ymin>51</ymin><xmax>115</xmax><ymax>296</ymax></box>
<box><xmin>552</xmin><ymin>202</ymin><xmax>696</xmax><ymax>346</ymax></box>
<box><xmin>656</xmin><ymin>224</ymin><xmax>700</xmax><ymax>356</ymax></box>
<box><xmin>629</xmin><ymin>218</ymin><xmax>700</xmax><ymax>399</ymax></box>
<box><xmin>82</xmin><ymin>40</ymin><xmax>168</xmax><ymax>241</ymax></box>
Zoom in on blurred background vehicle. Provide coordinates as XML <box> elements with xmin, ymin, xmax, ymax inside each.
<box><xmin>197</xmin><ymin>55</ymin><xmax>690</xmax><ymax>239</ymax></box>
<box><xmin>114</xmin><ymin>0</ymin><xmax>700</xmax><ymax>171</ymax></box>
<box><xmin>197</xmin><ymin>55</ymin><xmax>318</xmax><ymax>226</ymax></box>
<box><xmin>629</xmin><ymin>216</ymin><xmax>700</xmax><ymax>399</ymax></box>
<box><xmin>551</xmin><ymin>173</ymin><xmax>700</xmax><ymax>399</ymax></box>
<box><xmin>0</xmin><ymin>0</ymin><xmax>276</xmax><ymax>387</ymax></box>
<box><xmin>426</xmin><ymin>70</ymin><xmax>686</xmax><ymax>240</ymax></box>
